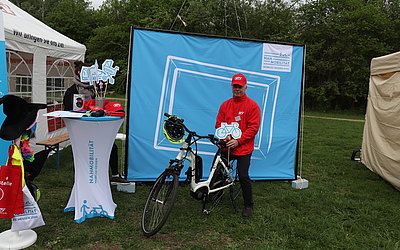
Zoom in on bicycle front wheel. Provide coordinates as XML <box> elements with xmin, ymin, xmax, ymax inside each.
<box><xmin>141</xmin><ymin>171</ymin><xmax>179</xmax><ymax>237</ymax></box>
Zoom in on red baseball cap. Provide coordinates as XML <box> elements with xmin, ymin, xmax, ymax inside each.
<box><xmin>104</xmin><ymin>102</ymin><xmax>125</xmax><ymax>117</ymax></box>
<box><xmin>231</xmin><ymin>73</ymin><xmax>247</xmax><ymax>86</ymax></box>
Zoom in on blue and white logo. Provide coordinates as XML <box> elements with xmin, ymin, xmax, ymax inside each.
<box><xmin>80</xmin><ymin>59</ymin><xmax>119</xmax><ymax>85</ymax></box>
<box><xmin>215</xmin><ymin>122</ymin><xmax>242</xmax><ymax>139</ymax></box>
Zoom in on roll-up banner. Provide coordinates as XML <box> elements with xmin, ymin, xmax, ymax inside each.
<box><xmin>0</xmin><ymin>7</ymin><xmax>9</xmax><ymax>164</ymax></box>
<box><xmin>126</xmin><ymin>28</ymin><xmax>304</xmax><ymax>181</ymax></box>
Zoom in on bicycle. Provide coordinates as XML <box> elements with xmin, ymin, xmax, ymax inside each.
<box><xmin>141</xmin><ymin>113</ymin><xmax>242</xmax><ymax>237</ymax></box>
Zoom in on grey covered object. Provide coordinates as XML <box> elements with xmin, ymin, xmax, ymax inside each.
<box><xmin>361</xmin><ymin>51</ymin><xmax>400</xmax><ymax>191</ymax></box>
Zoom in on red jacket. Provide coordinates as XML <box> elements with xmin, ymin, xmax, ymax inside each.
<box><xmin>215</xmin><ymin>94</ymin><xmax>260</xmax><ymax>156</ymax></box>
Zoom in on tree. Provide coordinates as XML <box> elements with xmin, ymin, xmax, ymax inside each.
<box><xmin>243</xmin><ymin>0</ymin><xmax>298</xmax><ymax>42</ymax></box>
<box><xmin>297</xmin><ymin>0</ymin><xmax>396</xmax><ymax>110</ymax></box>
<box><xmin>44</xmin><ymin>0</ymin><xmax>97</xmax><ymax>45</ymax></box>
<box><xmin>87</xmin><ymin>0</ymin><xmax>192</xmax><ymax>92</ymax></box>
<box><xmin>9</xmin><ymin>0</ymin><xmax>44</xmax><ymax>20</ymax></box>
<box><xmin>12</xmin><ymin>0</ymin><xmax>400</xmax><ymax>109</ymax></box>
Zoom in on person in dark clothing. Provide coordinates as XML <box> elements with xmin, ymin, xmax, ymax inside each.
<box><xmin>63</xmin><ymin>61</ymin><xmax>95</xmax><ymax>111</ymax></box>
<box><xmin>215</xmin><ymin>73</ymin><xmax>260</xmax><ymax>217</ymax></box>
<box><xmin>63</xmin><ymin>61</ymin><xmax>128</xmax><ymax>184</ymax></box>
<box><xmin>63</xmin><ymin>84</ymin><xmax>78</xmax><ymax>111</ymax></box>
<box><xmin>108</xmin><ymin>143</ymin><xmax>128</xmax><ymax>184</ymax></box>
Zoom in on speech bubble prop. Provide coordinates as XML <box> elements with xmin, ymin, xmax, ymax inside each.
<box><xmin>80</xmin><ymin>59</ymin><xmax>120</xmax><ymax>85</ymax></box>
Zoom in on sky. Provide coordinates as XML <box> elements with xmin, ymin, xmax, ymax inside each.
<box><xmin>90</xmin><ymin>0</ymin><xmax>105</xmax><ymax>9</ymax></box>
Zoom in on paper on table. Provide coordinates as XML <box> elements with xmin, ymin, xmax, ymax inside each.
<box><xmin>44</xmin><ymin>111</ymin><xmax>86</xmax><ymax>118</ymax></box>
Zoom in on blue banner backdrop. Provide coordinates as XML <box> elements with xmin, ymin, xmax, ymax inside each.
<box><xmin>126</xmin><ymin>28</ymin><xmax>304</xmax><ymax>181</ymax></box>
<box><xmin>0</xmin><ymin>10</ymin><xmax>9</xmax><ymax>164</ymax></box>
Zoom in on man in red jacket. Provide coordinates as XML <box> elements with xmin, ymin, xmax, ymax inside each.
<box><xmin>216</xmin><ymin>73</ymin><xmax>260</xmax><ymax>217</ymax></box>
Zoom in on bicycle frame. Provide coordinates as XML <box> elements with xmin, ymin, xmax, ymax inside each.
<box><xmin>173</xmin><ymin>134</ymin><xmax>235</xmax><ymax>197</ymax></box>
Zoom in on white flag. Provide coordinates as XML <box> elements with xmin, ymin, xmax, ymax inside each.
<box><xmin>177</xmin><ymin>15</ymin><xmax>188</xmax><ymax>27</ymax></box>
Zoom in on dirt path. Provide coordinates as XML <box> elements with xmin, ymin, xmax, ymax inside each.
<box><xmin>304</xmin><ymin>115</ymin><xmax>365</xmax><ymax>123</ymax></box>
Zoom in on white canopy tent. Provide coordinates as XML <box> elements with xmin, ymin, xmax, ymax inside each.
<box><xmin>361</xmin><ymin>51</ymin><xmax>400</xmax><ymax>191</ymax></box>
<box><xmin>0</xmin><ymin>0</ymin><xmax>86</xmax><ymax>152</ymax></box>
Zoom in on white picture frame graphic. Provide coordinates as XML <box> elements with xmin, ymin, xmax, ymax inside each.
<box><xmin>153</xmin><ymin>56</ymin><xmax>280</xmax><ymax>159</ymax></box>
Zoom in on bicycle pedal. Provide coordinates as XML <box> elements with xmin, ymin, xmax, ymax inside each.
<box><xmin>202</xmin><ymin>209</ymin><xmax>211</xmax><ymax>215</ymax></box>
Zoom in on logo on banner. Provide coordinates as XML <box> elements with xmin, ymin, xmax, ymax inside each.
<box><xmin>215</xmin><ymin>122</ymin><xmax>242</xmax><ymax>139</ymax></box>
<box><xmin>13</xmin><ymin>200</ymin><xmax>39</xmax><ymax>219</ymax></box>
<box><xmin>88</xmin><ymin>140</ymin><xmax>98</xmax><ymax>184</ymax></box>
<box><xmin>0</xmin><ymin>3</ymin><xmax>16</xmax><ymax>16</ymax></box>
<box><xmin>21</xmin><ymin>201</ymin><xmax>37</xmax><ymax>216</ymax></box>
<box><xmin>0</xmin><ymin>180</ymin><xmax>12</xmax><ymax>186</ymax></box>
<box><xmin>80</xmin><ymin>200</ymin><xmax>109</xmax><ymax>219</ymax></box>
<box><xmin>262</xmin><ymin>43</ymin><xmax>293</xmax><ymax>72</ymax></box>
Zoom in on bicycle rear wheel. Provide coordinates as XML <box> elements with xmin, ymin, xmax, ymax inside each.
<box><xmin>141</xmin><ymin>171</ymin><xmax>179</xmax><ymax>237</ymax></box>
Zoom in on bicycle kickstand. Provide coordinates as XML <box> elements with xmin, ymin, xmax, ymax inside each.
<box><xmin>202</xmin><ymin>196</ymin><xmax>211</xmax><ymax>215</ymax></box>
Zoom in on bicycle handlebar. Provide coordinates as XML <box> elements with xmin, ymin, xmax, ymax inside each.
<box><xmin>164</xmin><ymin>113</ymin><xmax>224</xmax><ymax>147</ymax></box>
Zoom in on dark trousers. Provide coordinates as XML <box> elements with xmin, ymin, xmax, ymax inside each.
<box><xmin>223</xmin><ymin>152</ymin><xmax>253</xmax><ymax>208</ymax></box>
<box><xmin>109</xmin><ymin>143</ymin><xmax>119</xmax><ymax>175</ymax></box>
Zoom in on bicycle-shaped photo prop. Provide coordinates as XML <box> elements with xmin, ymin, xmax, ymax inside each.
<box><xmin>215</xmin><ymin>122</ymin><xmax>242</xmax><ymax>140</ymax></box>
<box><xmin>141</xmin><ymin>114</ymin><xmax>242</xmax><ymax>237</ymax></box>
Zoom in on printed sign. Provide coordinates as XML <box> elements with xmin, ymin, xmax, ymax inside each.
<box><xmin>262</xmin><ymin>43</ymin><xmax>293</xmax><ymax>72</ymax></box>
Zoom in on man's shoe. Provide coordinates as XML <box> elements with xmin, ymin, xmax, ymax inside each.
<box><xmin>110</xmin><ymin>175</ymin><xmax>130</xmax><ymax>185</ymax></box>
<box><xmin>242</xmin><ymin>207</ymin><xmax>253</xmax><ymax>217</ymax></box>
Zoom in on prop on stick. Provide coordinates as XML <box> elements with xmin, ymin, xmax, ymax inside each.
<box><xmin>80</xmin><ymin>59</ymin><xmax>120</xmax><ymax>99</ymax></box>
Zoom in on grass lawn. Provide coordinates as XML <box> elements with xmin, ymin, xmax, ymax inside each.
<box><xmin>1</xmin><ymin>112</ymin><xmax>400</xmax><ymax>249</ymax></box>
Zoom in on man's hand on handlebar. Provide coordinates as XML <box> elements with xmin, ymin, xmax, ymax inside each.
<box><xmin>225</xmin><ymin>138</ymin><xmax>239</xmax><ymax>149</ymax></box>
<box><xmin>220</xmin><ymin>135</ymin><xmax>239</xmax><ymax>149</ymax></box>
